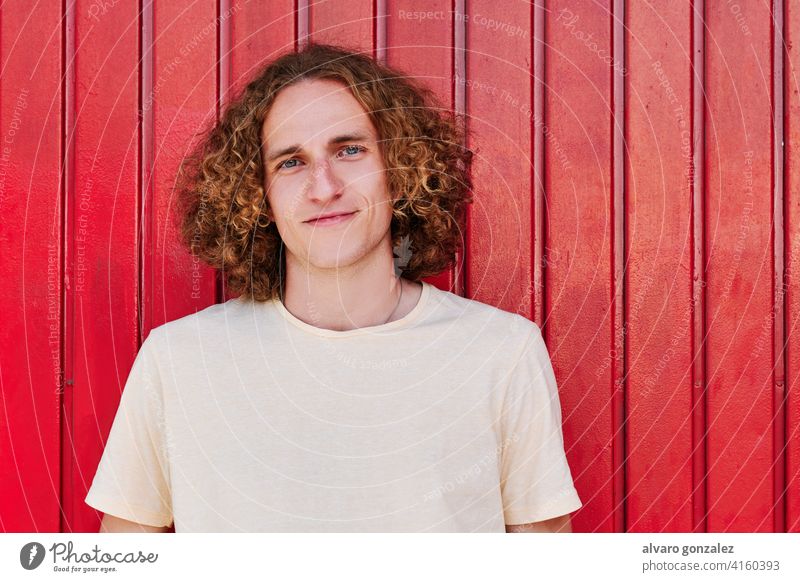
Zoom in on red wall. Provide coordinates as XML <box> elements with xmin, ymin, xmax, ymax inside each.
<box><xmin>1</xmin><ymin>0</ymin><xmax>797</xmax><ymax>533</ymax></box>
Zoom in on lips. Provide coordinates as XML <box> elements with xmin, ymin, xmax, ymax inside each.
<box><xmin>304</xmin><ymin>211</ymin><xmax>358</xmax><ymax>226</ymax></box>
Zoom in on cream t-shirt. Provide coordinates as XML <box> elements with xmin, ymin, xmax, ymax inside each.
<box><xmin>85</xmin><ymin>280</ymin><xmax>582</xmax><ymax>532</ymax></box>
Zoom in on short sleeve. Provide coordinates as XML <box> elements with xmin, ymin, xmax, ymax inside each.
<box><xmin>499</xmin><ymin>324</ymin><xmax>582</xmax><ymax>525</ymax></box>
<box><xmin>84</xmin><ymin>329</ymin><xmax>173</xmax><ymax>528</ymax></box>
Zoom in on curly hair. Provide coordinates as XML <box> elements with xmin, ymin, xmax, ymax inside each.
<box><xmin>175</xmin><ymin>41</ymin><xmax>474</xmax><ymax>302</ymax></box>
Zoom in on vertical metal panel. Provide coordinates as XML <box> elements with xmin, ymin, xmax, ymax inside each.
<box><xmin>62</xmin><ymin>0</ymin><xmax>76</xmax><ymax>534</ymax></box>
<box><xmin>0</xmin><ymin>0</ymin><xmax>63</xmax><ymax>532</ymax></box>
<box><xmin>309</xmin><ymin>0</ymin><xmax>374</xmax><ymax>53</ymax></box>
<box><xmin>229</xmin><ymin>0</ymin><xmax>296</xmax><ymax>99</ymax></box>
<box><xmin>611</xmin><ymin>0</ymin><xmax>626</xmax><ymax>535</ymax></box>
<box><xmin>705</xmin><ymin>0</ymin><xmax>775</xmax><ymax>532</ymax></box>
<box><xmin>453</xmin><ymin>0</ymin><xmax>466</xmax><ymax>298</ymax></box>
<box><xmin>144</xmin><ymin>1</ymin><xmax>218</xmax><ymax>334</ymax></box>
<box><xmin>546</xmin><ymin>0</ymin><xmax>615</xmax><ymax>532</ymax></box>
<box><xmin>464</xmin><ymin>0</ymin><xmax>533</xmax><ymax>317</ymax></box>
<box><xmin>691</xmin><ymin>0</ymin><xmax>708</xmax><ymax>533</ymax></box>
<box><xmin>784</xmin><ymin>0</ymin><xmax>799</xmax><ymax>533</ymax></box>
<box><xmin>69</xmin><ymin>0</ymin><xmax>142</xmax><ymax>533</ymax></box>
<box><xmin>625</xmin><ymin>1</ymin><xmax>695</xmax><ymax>532</ymax></box>
<box><xmin>532</xmin><ymin>1</ymin><xmax>544</xmax><ymax>327</ymax></box>
<box><xmin>141</xmin><ymin>0</ymin><xmax>154</xmax><ymax>339</ymax></box>
<box><xmin>2</xmin><ymin>0</ymin><xmax>799</xmax><ymax>533</ymax></box>
<box><xmin>385</xmin><ymin>0</ymin><xmax>460</xmax><ymax>293</ymax></box>
<box><xmin>771</xmin><ymin>0</ymin><xmax>787</xmax><ymax>535</ymax></box>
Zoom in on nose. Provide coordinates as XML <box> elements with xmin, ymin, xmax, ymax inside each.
<box><xmin>305</xmin><ymin>158</ymin><xmax>344</xmax><ymax>204</ymax></box>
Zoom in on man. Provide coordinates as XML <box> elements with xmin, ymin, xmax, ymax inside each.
<box><xmin>85</xmin><ymin>42</ymin><xmax>581</xmax><ymax>533</ymax></box>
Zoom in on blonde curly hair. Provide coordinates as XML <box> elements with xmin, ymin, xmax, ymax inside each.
<box><xmin>175</xmin><ymin>42</ymin><xmax>474</xmax><ymax>302</ymax></box>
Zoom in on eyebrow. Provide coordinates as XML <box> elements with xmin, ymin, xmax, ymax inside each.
<box><xmin>266</xmin><ymin>131</ymin><xmax>373</xmax><ymax>164</ymax></box>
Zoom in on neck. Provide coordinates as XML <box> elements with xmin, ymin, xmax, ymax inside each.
<box><xmin>281</xmin><ymin>239</ymin><xmax>411</xmax><ymax>332</ymax></box>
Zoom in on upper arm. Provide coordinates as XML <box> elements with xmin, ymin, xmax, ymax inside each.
<box><xmin>498</xmin><ymin>325</ymin><xmax>583</xmax><ymax>526</ymax></box>
<box><xmin>85</xmin><ymin>330</ymin><xmax>174</xmax><ymax>529</ymax></box>
<box><xmin>505</xmin><ymin>513</ymin><xmax>573</xmax><ymax>533</ymax></box>
<box><xmin>100</xmin><ymin>513</ymin><xmax>172</xmax><ymax>533</ymax></box>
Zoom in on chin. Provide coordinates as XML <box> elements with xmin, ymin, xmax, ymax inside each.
<box><xmin>290</xmin><ymin>233</ymin><xmax>384</xmax><ymax>271</ymax></box>
<box><xmin>316</xmin><ymin>256</ymin><xmax>364</xmax><ymax>271</ymax></box>
<box><xmin>302</xmin><ymin>249</ymin><xmax>365</xmax><ymax>271</ymax></box>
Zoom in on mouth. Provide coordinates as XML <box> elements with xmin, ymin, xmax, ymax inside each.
<box><xmin>304</xmin><ymin>211</ymin><xmax>358</xmax><ymax>227</ymax></box>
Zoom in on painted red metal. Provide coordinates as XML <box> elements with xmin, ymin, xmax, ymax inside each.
<box><xmin>783</xmin><ymin>0</ymin><xmax>799</xmax><ymax>534</ymax></box>
<box><xmin>69</xmin><ymin>0</ymin><xmax>142</xmax><ymax>534</ymax></box>
<box><xmin>625</xmin><ymin>1</ymin><xmax>694</xmax><ymax>533</ymax></box>
<box><xmin>546</xmin><ymin>0</ymin><xmax>615</xmax><ymax>533</ymax></box>
<box><xmin>0</xmin><ymin>0</ymin><xmax>63</xmax><ymax>533</ymax></box>
<box><xmin>0</xmin><ymin>0</ymin><xmax>796</xmax><ymax>533</ymax></box>
<box><xmin>705</xmin><ymin>0</ymin><xmax>776</xmax><ymax>532</ymax></box>
<box><xmin>385</xmin><ymin>0</ymin><xmax>460</xmax><ymax>294</ymax></box>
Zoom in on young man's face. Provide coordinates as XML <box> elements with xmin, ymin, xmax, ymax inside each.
<box><xmin>261</xmin><ymin>78</ymin><xmax>394</xmax><ymax>273</ymax></box>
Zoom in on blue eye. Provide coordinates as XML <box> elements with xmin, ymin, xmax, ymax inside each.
<box><xmin>340</xmin><ymin>145</ymin><xmax>365</xmax><ymax>157</ymax></box>
<box><xmin>278</xmin><ymin>158</ymin><xmax>300</xmax><ymax>170</ymax></box>
<box><xmin>276</xmin><ymin>145</ymin><xmax>364</xmax><ymax>172</ymax></box>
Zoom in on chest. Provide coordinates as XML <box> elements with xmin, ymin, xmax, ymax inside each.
<box><xmin>163</xmin><ymin>376</ymin><xmax>506</xmax><ymax>531</ymax></box>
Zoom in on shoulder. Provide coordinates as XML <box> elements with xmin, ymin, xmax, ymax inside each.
<box><xmin>427</xmin><ymin>283</ymin><xmax>541</xmax><ymax>353</ymax></box>
<box><xmin>143</xmin><ymin>296</ymin><xmax>254</xmax><ymax>349</ymax></box>
<box><xmin>429</xmin><ymin>283</ymin><xmax>541</xmax><ymax>334</ymax></box>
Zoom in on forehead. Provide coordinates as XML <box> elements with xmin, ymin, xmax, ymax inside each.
<box><xmin>261</xmin><ymin>78</ymin><xmax>377</xmax><ymax>143</ymax></box>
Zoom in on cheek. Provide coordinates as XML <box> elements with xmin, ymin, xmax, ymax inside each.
<box><xmin>357</xmin><ymin>161</ymin><xmax>391</xmax><ymax>212</ymax></box>
<box><xmin>267</xmin><ymin>182</ymin><xmax>302</xmax><ymax>222</ymax></box>
<box><xmin>264</xmin><ymin>193</ymin><xmax>294</xmax><ymax>244</ymax></box>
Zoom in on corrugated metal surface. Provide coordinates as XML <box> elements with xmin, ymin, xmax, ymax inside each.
<box><xmin>0</xmin><ymin>0</ymin><xmax>797</xmax><ymax>533</ymax></box>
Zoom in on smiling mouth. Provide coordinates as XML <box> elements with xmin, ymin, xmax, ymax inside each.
<box><xmin>304</xmin><ymin>211</ymin><xmax>358</xmax><ymax>226</ymax></box>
